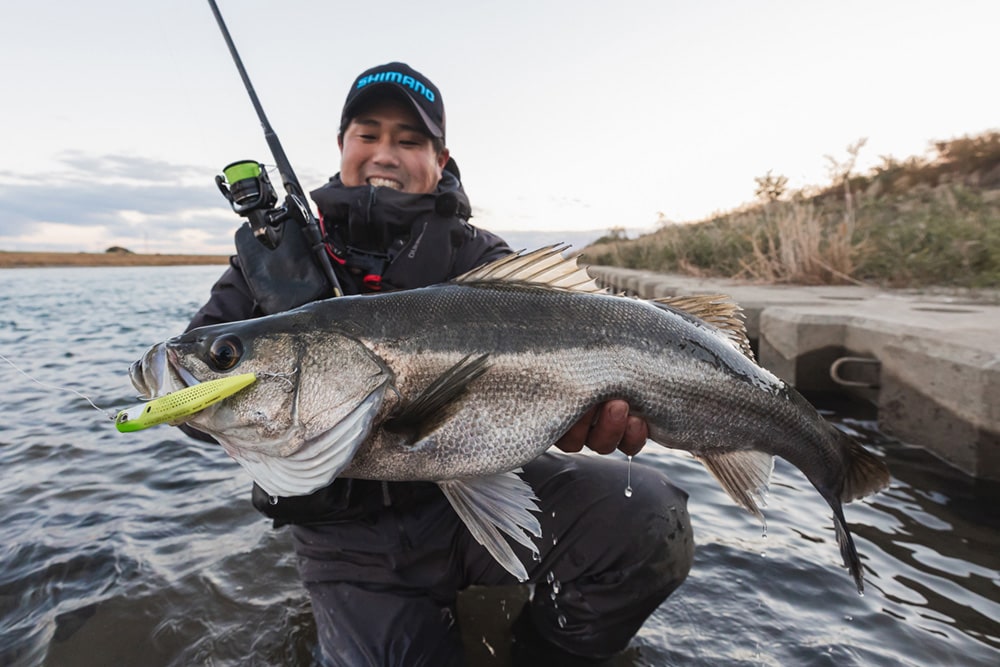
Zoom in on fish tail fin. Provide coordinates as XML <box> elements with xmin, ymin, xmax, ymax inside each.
<box><xmin>824</xmin><ymin>432</ymin><xmax>887</xmax><ymax>593</ymax></box>
<box><xmin>828</xmin><ymin>497</ymin><xmax>865</xmax><ymax>594</ymax></box>
<box><xmin>840</xmin><ymin>434</ymin><xmax>891</xmax><ymax>503</ymax></box>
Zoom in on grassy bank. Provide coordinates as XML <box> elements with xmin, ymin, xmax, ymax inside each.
<box><xmin>0</xmin><ymin>251</ymin><xmax>230</xmax><ymax>269</ymax></box>
<box><xmin>586</xmin><ymin>131</ymin><xmax>1000</xmax><ymax>288</ymax></box>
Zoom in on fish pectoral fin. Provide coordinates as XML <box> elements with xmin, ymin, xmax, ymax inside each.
<box><xmin>696</xmin><ymin>450</ymin><xmax>775</xmax><ymax>523</ymax></box>
<box><xmin>385</xmin><ymin>354</ymin><xmax>490</xmax><ymax>435</ymax></box>
<box><xmin>438</xmin><ymin>471</ymin><xmax>542</xmax><ymax>582</ymax></box>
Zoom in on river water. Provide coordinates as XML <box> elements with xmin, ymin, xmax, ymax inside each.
<box><xmin>0</xmin><ymin>266</ymin><xmax>997</xmax><ymax>666</ymax></box>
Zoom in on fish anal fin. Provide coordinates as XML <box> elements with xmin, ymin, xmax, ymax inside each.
<box><xmin>438</xmin><ymin>471</ymin><xmax>542</xmax><ymax>582</ymax></box>
<box><xmin>385</xmin><ymin>354</ymin><xmax>490</xmax><ymax>436</ymax></box>
<box><xmin>653</xmin><ymin>295</ymin><xmax>756</xmax><ymax>361</ymax></box>
<box><xmin>696</xmin><ymin>449</ymin><xmax>774</xmax><ymax>522</ymax></box>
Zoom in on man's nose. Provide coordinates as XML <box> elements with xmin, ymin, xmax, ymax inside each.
<box><xmin>371</xmin><ymin>138</ymin><xmax>401</xmax><ymax>166</ymax></box>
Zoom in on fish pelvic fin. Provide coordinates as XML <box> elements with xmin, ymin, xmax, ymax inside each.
<box><xmin>696</xmin><ymin>450</ymin><xmax>774</xmax><ymax>523</ymax></box>
<box><xmin>652</xmin><ymin>295</ymin><xmax>756</xmax><ymax>361</ymax></box>
<box><xmin>453</xmin><ymin>245</ymin><xmax>606</xmax><ymax>293</ymax></box>
<box><xmin>841</xmin><ymin>435</ymin><xmax>891</xmax><ymax>503</ymax></box>
<box><xmin>438</xmin><ymin>471</ymin><xmax>542</xmax><ymax>582</ymax></box>
<box><xmin>385</xmin><ymin>354</ymin><xmax>491</xmax><ymax>437</ymax></box>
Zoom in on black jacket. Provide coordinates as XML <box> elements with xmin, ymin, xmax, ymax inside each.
<box><xmin>187</xmin><ymin>170</ymin><xmax>511</xmax><ymax>331</ymax></box>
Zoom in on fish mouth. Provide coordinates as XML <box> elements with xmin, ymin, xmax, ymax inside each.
<box><xmin>128</xmin><ymin>343</ymin><xmax>197</xmax><ymax>399</ymax></box>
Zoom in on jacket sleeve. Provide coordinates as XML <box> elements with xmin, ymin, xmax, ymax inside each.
<box><xmin>451</xmin><ymin>226</ymin><xmax>513</xmax><ymax>276</ymax></box>
<box><xmin>185</xmin><ymin>256</ymin><xmax>258</xmax><ymax>332</ymax></box>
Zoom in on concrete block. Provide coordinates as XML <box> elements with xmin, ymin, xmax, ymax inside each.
<box><xmin>758</xmin><ymin>309</ymin><xmax>849</xmax><ymax>392</ymax></box>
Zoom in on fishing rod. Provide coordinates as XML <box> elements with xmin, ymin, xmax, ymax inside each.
<box><xmin>206</xmin><ymin>0</ymin><xmax>343</xmax><ymax>298</ymax></box>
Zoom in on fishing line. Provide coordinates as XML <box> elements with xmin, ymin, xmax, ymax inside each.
<box><xmin>0</xmin><ymin>351</ymin><xmax>117</xmax><ymax>421</ymax></box>
<box><xmin>256</xmin><ymin>368</ymin><xmax>298</xmax><ymax>391</ymax></box>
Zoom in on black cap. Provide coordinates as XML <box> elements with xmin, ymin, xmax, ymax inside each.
<box><xmin>340</xmin><ymin>62</ymin><xmax>446</xmax><ymax>142</ymax></box>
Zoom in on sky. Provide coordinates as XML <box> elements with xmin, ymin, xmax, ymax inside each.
<box><xmin>0</xmin><ymin>0</ymin><xmax>997</xmax><ymax>255</ymax></box>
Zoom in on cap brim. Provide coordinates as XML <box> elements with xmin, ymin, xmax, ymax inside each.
<box><xmin>342</xmin><ymin>85</ymin><xmax>444</xmax><ymax>140</ymax></box>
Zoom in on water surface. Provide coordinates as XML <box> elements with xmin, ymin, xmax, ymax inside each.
<box><xmin>0</xmin><ymin>266</ymin><xmax>997</xmax><ymax>666</ymax></box>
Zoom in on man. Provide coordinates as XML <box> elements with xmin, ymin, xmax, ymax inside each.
<box><xmin>187</xmin><ymin>62</ymin><xmax>693</xmax><ymax>666</ymax></box>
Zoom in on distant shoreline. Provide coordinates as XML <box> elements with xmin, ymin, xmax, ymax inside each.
<box><xmin>0</xmin><ymin>251</ymin><xmax>231</xmax><ymax>269</ymax></box>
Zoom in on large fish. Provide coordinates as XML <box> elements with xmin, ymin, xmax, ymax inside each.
<box><xmin>129</xmin><ymin>247</ymin><xmax>890</xmax><ymax>589</ymax></box>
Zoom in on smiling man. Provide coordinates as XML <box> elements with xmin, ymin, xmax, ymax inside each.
<box><xmin>337</xmin><ymin>98</ymin><xmax>447</xmax><ymax>194</ymax></box>
<box><xmin>187</xmin><ymin>62</ymin><xmax>693</xmax><ymax>666</ymax></box>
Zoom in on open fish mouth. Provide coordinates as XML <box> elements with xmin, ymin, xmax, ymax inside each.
<box><xmin>128</xmin><ymin>343</ymin><xmax>199</xmax><ymax>400</ymax></box>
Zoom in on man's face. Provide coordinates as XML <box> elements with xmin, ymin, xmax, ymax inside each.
<box><xmin>338</xmin><ymin>97</ymin><xmax>449</xmax><ymax>194</ymax></box>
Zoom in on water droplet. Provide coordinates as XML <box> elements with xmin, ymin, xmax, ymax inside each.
<box><xmin>557</xmin><ymin>614</ymin><xmax>567</xmax><ymax>628</ymax></box>
<box><xmin>761</xmin><ymin>522</ymin><xmax>768</xmax><ymax>538</ymax></box>
<box><xmin>844</xmin><ymin>615</ymin><xmax>853</xmax><ymax>622</ymax></box>
<box><xmin>268</xmin><ymin>495</ymin><xmax>278</xmax><ymax>505</ymax></box>
<box><xmin>546</xmin><ymin>571</ymin><xmax>555</xmax><ymax>584</ymax></box>
<box><xmin>552</xmin><ymin>580</ymin><xmax>561</xmax><ymax>595</ymax></box>
<box><xmin>551</xmin><ymin>535</ymin><xmax>558</xmax><ymax>546</ymax></box>
<box><xmin>624</xmin><ymin>455</ymin><xmax>633</xmax><ymax>498</ymax></box>
<box><xmin>532</xmin><ymin>551</ymin><xmax>541</xmax><ymax>562</ymax></box>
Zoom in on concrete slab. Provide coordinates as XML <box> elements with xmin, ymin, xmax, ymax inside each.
<box><xmin>588</xmin><ymin>266</ymin><xmax>1000</xmax><ymax>481</ymax></box>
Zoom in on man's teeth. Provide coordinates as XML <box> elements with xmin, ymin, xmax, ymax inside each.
<box><xmin>369</xmin><ymin>177</ymin><xmax>401</xmax><ymax>190</ymax></box>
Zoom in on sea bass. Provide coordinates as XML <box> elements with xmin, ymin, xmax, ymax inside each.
<box><xmin>129</xmin><ymin>247</ymin><xmax>890</xmax><ymax>589</ymax></box>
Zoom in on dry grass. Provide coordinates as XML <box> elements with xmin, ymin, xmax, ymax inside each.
<box><xmin>587</xmin><ymin>130</ymin><xmax>1000</xmax><ymax>288</ymax></box>
<box><xmin>0</xmin><ymin>251</ymin><xmax>229</xmax><ymax>269</ymax></box>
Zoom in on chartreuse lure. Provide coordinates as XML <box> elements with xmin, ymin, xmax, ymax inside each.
<box><xmin>115</xmin><ymin>373</ymin><xmax>256</xmax><ymax>433</ymax></box>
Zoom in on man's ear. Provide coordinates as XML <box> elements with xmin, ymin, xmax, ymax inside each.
<box><xmin>337</xmin><ymin>134</ymin><xmax>344</xmax><ymax>152</ymax></box>
<box><xmin>437</xmin><ymin>147</ymin><xmax>450</xmax><ymax>170</ymax></box>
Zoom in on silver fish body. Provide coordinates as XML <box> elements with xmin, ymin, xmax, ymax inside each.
<box><xmin>129</xmin><ymin>248</ymin><xmax>889</xmax><ymax>587</ymax></box>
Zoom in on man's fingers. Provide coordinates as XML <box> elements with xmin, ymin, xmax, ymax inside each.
<box><xmin>619</xmin><ymin>416</ymin><xmax>649</xmax><ymax>456</ymax></box>
<box><xmin>585</xmin><ymin>401</ymin><xmax>629</xmax><ymax>455</ymax></box>
<box><xmin>555</xmin><ymin>402</ymin><xmax>650</xmax><ymax>456</ymax></box>
<box><xmin>554</xmin><ymin>406</ymin><xmax>596</xmax><ymax>452</ymax></box>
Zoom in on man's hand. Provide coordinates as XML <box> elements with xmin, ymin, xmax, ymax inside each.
<box><xmin>555</xmin><ymin>400</ymin><xmax>648</xmax><ymax>456</ymax></box>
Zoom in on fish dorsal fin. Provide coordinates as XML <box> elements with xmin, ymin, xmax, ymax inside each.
<box><xmin>438</xmin><ymin>471</ymin><xmax>542</xmax><ymax>581</ymax></box>
<box><xmin>653</xmin><ymin>294</ymin><xmax>756</xmax><ymax>361</ymax></box>
<box><xmin>695</xmin><ymin>449</ymin><xmax>774</xmax><ymax>523</ymax></box>
<box><xmin>454</xmin><ymin>245</ymin><xmax>606</xmax><ymax>293</ymax></box>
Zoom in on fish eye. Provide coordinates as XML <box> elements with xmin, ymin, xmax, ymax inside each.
<box><xmin>208</xmin><ymin>334</ymin><xmax>243</xmax><ymax>371</ymax></box>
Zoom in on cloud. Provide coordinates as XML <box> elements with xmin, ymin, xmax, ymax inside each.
<box><xmin>0</xmin><ymin>152</ymin><xmax>244</xmax><ymax>252</ymax></box>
